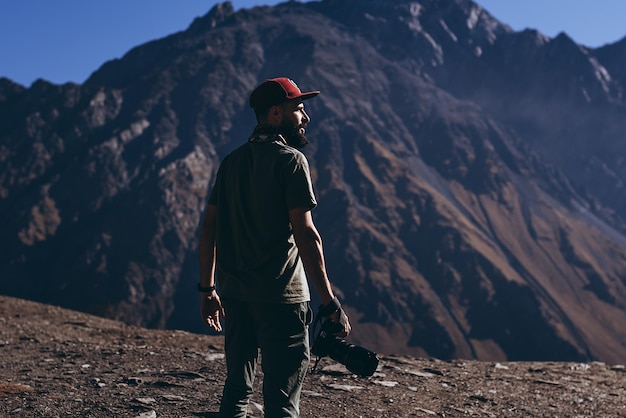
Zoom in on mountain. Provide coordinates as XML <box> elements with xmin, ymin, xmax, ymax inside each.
<box><xmin>1</xmin><ymin>0</ymin><xmax>626</xmax><ymax>362</ymax></box>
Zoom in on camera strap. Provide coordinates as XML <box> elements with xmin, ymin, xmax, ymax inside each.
<box><xmin>311</xmin><ymin>353</ymin><xmax>324</xmax><ymax>374</ymax></box>
<box><xmin>309</xmin><ymin>311</ymin><xmax>324</xmax><ymax>373</ymax></box>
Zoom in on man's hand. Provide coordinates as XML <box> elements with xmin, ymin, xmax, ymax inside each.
<box><xmin>327</xmin><ymin>307</ymin><xmax>351</xmax><ymax>338</ymax></box>
<box><xmin>318</xmin><ymin>297</ymin><xmax>351</xmax><ymax>338</ymax></box>
<box><xmin>200</xmin><ymin>292</ymin><xmax>225</xmax><ymax>332</ymax></box>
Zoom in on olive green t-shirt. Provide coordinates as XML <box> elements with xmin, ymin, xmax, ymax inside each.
<box><xmin>207</xmin><ymin>135</ymin><xmax>317</xmax><ymax>303</ymax></box>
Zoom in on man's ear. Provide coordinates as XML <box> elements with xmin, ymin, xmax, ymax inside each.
<box><xmin>268</xmin><ymin>105</ymin><xmax>282</xmax><ymax>124</ymax></box>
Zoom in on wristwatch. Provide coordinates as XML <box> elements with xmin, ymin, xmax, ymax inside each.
<box><xmin>197</xmin><ymin>283</ymin><xmax>216</xmax><ymax>292</ymax></box>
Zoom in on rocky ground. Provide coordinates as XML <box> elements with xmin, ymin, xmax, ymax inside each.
<box><xmin>1</xmin><ymin>295</ymin><xmax>625</xmax><ymax>417</ymax></box>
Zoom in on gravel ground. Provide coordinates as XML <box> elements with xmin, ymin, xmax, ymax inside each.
<box><xmin>1</xmin><ymin>295</ymin><xmax>625</xmax><ymax>417</ymax></box>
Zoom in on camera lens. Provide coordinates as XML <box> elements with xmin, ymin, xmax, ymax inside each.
<box><xmin>327</xmin><ymin>338</ymin><xmax>379</xmax><ymax>377</ymax></box>
<box><xmin>311</xmin><ymin>318</ymin><xmax>379</xmax><ymax>377</ymax></box>
<box><xmin>342</xmin><ymin>345</ymin><xmax>379</xmax><ymax>377</ymax></box>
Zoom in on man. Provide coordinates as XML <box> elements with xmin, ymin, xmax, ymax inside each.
<box><xmin>198</xmin><ymin>77</ymin><xmax>351</xmax><ymax>417</ymax></box>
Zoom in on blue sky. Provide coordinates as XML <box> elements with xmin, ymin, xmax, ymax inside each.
<box><xmin>1</xmin><ymin>0</ymin><xmax>625</xmax><ymax>87</ymax></box>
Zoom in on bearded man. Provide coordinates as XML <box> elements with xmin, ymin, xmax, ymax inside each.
<box><xmin>198</xmin><ymin>77</ymin><xmax>351</xmax><ymax>417</ymax></box>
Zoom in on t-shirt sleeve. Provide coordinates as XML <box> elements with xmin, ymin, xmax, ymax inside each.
<box><xmin>207</xmin><ymin>155</ymin><xmax>228</xmax><ymax>206</ymax></box>
<box><xmin>283</xmin><ymin>151</ymin><xmax>317</xmax><ymax>211</ymax></box>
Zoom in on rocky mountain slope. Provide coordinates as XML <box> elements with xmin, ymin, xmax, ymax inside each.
<box><xmin>1</xmin><ymin>0</ymin><xmax>626</xmax><ymax>362</ymax></box>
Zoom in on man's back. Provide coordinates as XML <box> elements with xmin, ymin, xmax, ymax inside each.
<box><xmin>209</xmin><ymin>137</ymin><xmax>316</xmax><ymax>303</ymax></box>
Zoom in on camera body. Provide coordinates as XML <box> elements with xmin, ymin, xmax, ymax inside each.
<box><xmin>311</xmin><ymin>318</ymin><xmax>379</xmax><ymax>377</ymax></box>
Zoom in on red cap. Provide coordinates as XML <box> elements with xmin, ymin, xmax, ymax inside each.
<box><xmin>249</xmin><ymin>77</ymin><xmax>320</xmax><ymax>110</ymax></box>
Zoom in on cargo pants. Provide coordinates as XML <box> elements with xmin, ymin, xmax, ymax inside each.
<box><xmin>218</xmin><ymin>300</ymin><xmax>313</xmax><ymax>418</ymax></box>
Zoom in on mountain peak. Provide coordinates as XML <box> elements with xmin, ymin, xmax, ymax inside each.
<box><xmin>188</xmin><ymin>1</ymin><xmax>235</xmax><ymax>32</ymax></box>
<box><xmin>0</xmin><ymin>77</ymin><xmax>26</xmax><ymax>102</ymax></box>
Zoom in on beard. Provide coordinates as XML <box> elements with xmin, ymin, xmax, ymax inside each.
<box><xmin>279</xmin><ymin>119</ymin><xmax>309</xmax><ymax>149</ymax></box>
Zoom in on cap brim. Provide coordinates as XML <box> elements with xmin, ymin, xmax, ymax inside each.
<box><xmin>296</xmin><ymin>91</ymin><xmax>320</xmax><ymax>101</ymax></box>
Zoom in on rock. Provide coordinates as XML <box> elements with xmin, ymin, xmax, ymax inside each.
<box><xmin>320</xmin><ymin>363</ymin><xmax>351</xmax><ymax>375</ymax></box>
<box><xmin>205</xmin><ymin>353</ymin><xmax>225</xmax><ymax>361</ymax></box>
<box><xmin>326</xmin><ymin>384</ymin><xmax>364</xmax><ymax>392</ymax></box>
<box><xmin>250</xmin><ymin>401</ymin><xmax>264</xmax><ymax>414</ymax></box>
<box><xmin>134</xmin><ymin>397</ymin><xmax>157</xmax><ymax>405</ymax></box>
<box><xmin>374</xmin><ymin>380</ymin><xmax>399</xmax><ymax>387</ymax></box>
<box><xmin>405</xmin><ymin>369</ymin><xmax>437</xmax><ymax>378</ymax></box>
<box><xmin>0</xmin><ymin>383</ymin><xmax>34</xmax><ymax>395</ymax></box>
<box><xmin>162</xmin><ymin>394</ymin><xmax>184</xmax><ymax>402</ymax></box>
<box><xmin>126</xmin><ymin>377</ymin><xmax>145</xmax><ymax>385</ymax></box>
<box><xmin>423</xmin><ymin>368</ymin><xmax>444</xmax><ymax>376</ymax></box>
<box><xmin>135</xmin><ymin>411</ymin><xmax>157</xmax><ymax>418</ymax></box>
<box><xmin>610</xmin><ymin>364</ymin><xmax>625</xmax><ymax>372</ymax></box>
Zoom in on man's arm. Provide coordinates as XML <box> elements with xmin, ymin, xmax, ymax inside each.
<box><xmin>289</xmin><ymin>207</ymin><xmax>351</xmax><ymax>336</ymax></box>
<box><xmin>199</xmin><ymin>204</ymin><xmax>217</xmax><ymax>286</ymax></box>
<box><xmin>198</xmin><ymin>204</ymin><xmax>224</xmax><ymax>331</ymax></box>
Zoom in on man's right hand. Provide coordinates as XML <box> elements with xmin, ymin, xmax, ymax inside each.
<box><xmin>327</xmin><ymin>307</ymin><xmax>351</xmax><ymax>338</ymax></box>
<box><xmin>201</xmin><ymin>292</ymin><xmax>225</xmax><ymax>332</ymax></box>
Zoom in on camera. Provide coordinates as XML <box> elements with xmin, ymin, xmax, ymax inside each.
<box><xmin>311</xmin><ymin>318</ymin><xmax>379</xmax><ymax>377</ymax></box>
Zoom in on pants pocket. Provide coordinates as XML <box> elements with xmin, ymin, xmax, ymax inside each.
<box><xmin>303</xmin><ymin>302</ymin><xmax>313</xmax><ymax>326</ymax></box>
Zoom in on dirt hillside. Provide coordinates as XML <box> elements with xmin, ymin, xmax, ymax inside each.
<box><xmin>1</xmin><ymin>295</ymin><xmax>624</xmax><ymax>417</ymax></box>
